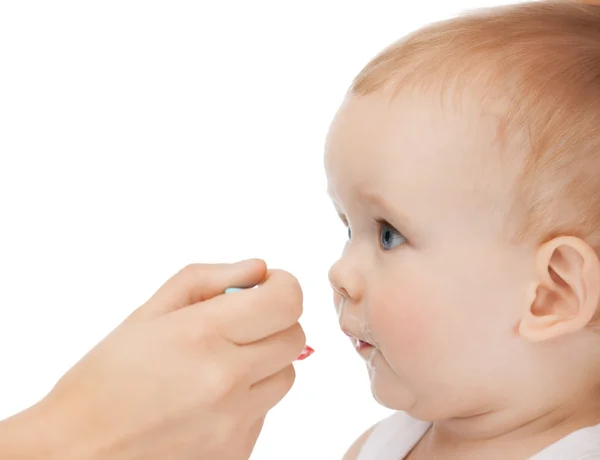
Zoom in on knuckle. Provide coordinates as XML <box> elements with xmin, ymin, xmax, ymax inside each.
<box><xmin>289</xmin><ymin>297</ymin><xmax>303</xmax><ymax>322</ymax></box>
<box><xmin>278</xmin><ymin>365</ymin><xmax>296</xmax><ymax>395</ymax></box>
<box><xmin>201</xmin><ymin>362</ymin><xmax>239</xmax><ymax>402</ymax></box>
<box><xmin>284</xmin><ymin>272</ymin><xmax>304</xmax><ymax>302</ymax></box>
<box><xmin>287</xmin><ymin>283</ymin><xmax>304</xmax><ymax>319</ymax></box>
<box><xmin>283</xmin><ymin>297</ymin><xmax>303</xmax><ymax>324</ymax></box>
<box><xmin>187</xmin><ymin>311</ymin><xmax>218</xmax><ymax>343</ymax></box>
<box><xmin>177</xmin><ymin>263</ymin><xmax>202</xmax><ymax>281</ymax></box>
<box><xmin>288</xmin><ymin>323</ymin><xmax>306</xmax><ymax>352</ymax></box>
<box><xmin>270</xmin><ymin>270</ymin><xmax>303</xmax><ymax>320</ymax></box>
<box><xmin>297</xmin><ymin>326</ymin><xmax>307</xmax><ymax>350</ymax></box>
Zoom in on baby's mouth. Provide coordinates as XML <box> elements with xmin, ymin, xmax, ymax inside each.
<box><xmin>354</xmin><ymin>338</ymin><xmax>373</xmax><ymax>351</ymax></box>
<box><xmin>342</xmin><ymin>329</ymin><xmax>374</xmax><ymax>352</ymax></box>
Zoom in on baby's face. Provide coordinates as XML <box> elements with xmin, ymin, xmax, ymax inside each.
<box><xmin>325</xmin><ymin>90</ymin><xmax>537</xmax><ymax>420</ymax></box>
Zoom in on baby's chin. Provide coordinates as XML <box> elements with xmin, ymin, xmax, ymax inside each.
<box><xmin>368</xmin><ymin>353</ymin><xmax>420</xmax><ymax>414</ymax></box>
<box><xmin>370</xmin><ymin>381</ymin><xmax>444</xmax><ymax>422</ymax></box>
<box><xmin>368</xmin><ymin>354</ymin><xmax>451</xmax><ymax>422</ymax></box>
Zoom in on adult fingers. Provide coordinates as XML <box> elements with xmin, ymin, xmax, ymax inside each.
<box><xmin>249</xmin><ymin>364</ymin><xmax>296</xmax><ymax>415</ymax></box>
<box><xmin>240</xmin><ymin>323</ymin><xmax>306</xmax><ymax>384</ymax></box>
<box><xmin>141</xmin><ymin>259</ymin><xmax>267</xmax><ymax>316</ymax></box>
<box><xmin>196</xmin><ymin>269</ymin><xmax>303</xmax><ymax>344</ymax></box>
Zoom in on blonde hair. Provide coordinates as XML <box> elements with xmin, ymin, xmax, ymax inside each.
<box><xmin>351</xmin><ymin>1</ymin><xmax>600</xmax><ymax>250</ymax></box>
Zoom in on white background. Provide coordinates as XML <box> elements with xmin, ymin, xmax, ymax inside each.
<box><xmin>0</xmin><ymin>1</ymin><xmax>517</xmax><ymax>458</ymax></box>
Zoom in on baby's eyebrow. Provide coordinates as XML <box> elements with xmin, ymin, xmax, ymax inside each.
<box><xmin>357</xmin><ymin>190</ymin><xmax>394</xmax><ymax>215</ymax></box>
<box><xmin>357</xmin><ymin>189</ymin><xmax>385</xmax><ymax>207</ymax></box>
<box><xmin>328</xmin><ymin>188</ymin><xmax>410</xmax><ymax>231</ymax></box>
<box><xmin>358</xmin><ymin>189</ymin><xmax>411</xmax><ymax>229</ymax></box>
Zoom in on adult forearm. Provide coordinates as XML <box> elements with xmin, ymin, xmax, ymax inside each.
<box><xmin>0</xmin><ymin>400</ymin><xmax>74</xmax><ymax>460</ymax></box>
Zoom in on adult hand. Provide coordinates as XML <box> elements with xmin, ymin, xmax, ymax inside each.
<box><xmin>1</xmin><ymin>259</ymin><xmax>308</xmax><ymax>460</ymax></box>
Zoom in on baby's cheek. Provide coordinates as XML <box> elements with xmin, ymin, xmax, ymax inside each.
<box><xmin>369</xmin><ymin>288</ymin><xmax>433</xmax><ymax>353</ymax></box>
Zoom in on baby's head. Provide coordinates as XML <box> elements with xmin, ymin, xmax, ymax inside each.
<box><xmin>326</xmin><ymin>1</ymin><xmax>600</xmax><ymax>427</ymax></box>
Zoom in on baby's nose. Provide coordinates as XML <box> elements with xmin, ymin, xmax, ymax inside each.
<box><xmin>328</xmin><ymin>255</ymin><xmax>363</xmax><ymax>303</ymax></box>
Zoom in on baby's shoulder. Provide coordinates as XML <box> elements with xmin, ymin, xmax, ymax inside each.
<box><xmin>341</xmin><ymin>423</ymin><xmax>376</xmax><ymax>460</ymax></box>
<box><xmin>342</xmin><ymin>411</ymin><xmax>429</xmax><ymax>460</ymax></box>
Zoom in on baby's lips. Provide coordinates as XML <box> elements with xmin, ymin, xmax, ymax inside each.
<box><xmin>296</xmin><ymin>345</ymin><xmax>314</xmax><ymax>361</ymax></box>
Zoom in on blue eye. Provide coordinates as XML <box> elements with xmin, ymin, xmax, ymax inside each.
<box><xmin>347</xmin><ymin>226</ymin><xmax>352</xmax><ymax>240</ymax></box>
<box><xmin>379</xmin><ymin>221</ymin><xmax>405</xmax><ymax>250</ymax></box>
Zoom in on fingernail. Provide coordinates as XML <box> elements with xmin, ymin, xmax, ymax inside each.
<box><xmin>296</xmin><ymin>345</ymin><xmax>314</xmax><ymax>361</ymax></box>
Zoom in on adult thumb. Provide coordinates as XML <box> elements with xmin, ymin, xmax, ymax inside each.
<box><xmin>139</xmin><ymin>259</ymin><xmax>267</xmax><ymax>317</ymax></box>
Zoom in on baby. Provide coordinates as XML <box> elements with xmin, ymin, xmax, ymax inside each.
<box><xmin>324</xmin><ymin>1</ymin><xmax>600</xmax><ymax>459</ymax></box>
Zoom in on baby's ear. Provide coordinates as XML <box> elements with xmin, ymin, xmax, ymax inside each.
<box><xmin>519</xmin><ymin>236</ymin><xmax>600</xmax><ymax>342</ymax></box>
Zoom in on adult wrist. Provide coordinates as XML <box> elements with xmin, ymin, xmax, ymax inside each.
<box><xmin>0</xmin><ymin>402</ymin><xmax>58</xmax><ymax>459</ymax></box>
<box><xmin>0</xmin><ymin>396</ymin><xmax>91</xmax><ymax>460</ymax></box>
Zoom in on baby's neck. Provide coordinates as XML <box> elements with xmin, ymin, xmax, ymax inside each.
<box><xmin>419</xmin><ymin>388</ymin><xmax>600</xmax><ymax>459</ymax></box>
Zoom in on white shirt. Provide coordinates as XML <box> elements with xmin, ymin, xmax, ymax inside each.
<box><xmin>357</xmin><ymin>411</ymin><xmax>600</xmax><ymax>459</ymax></box>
